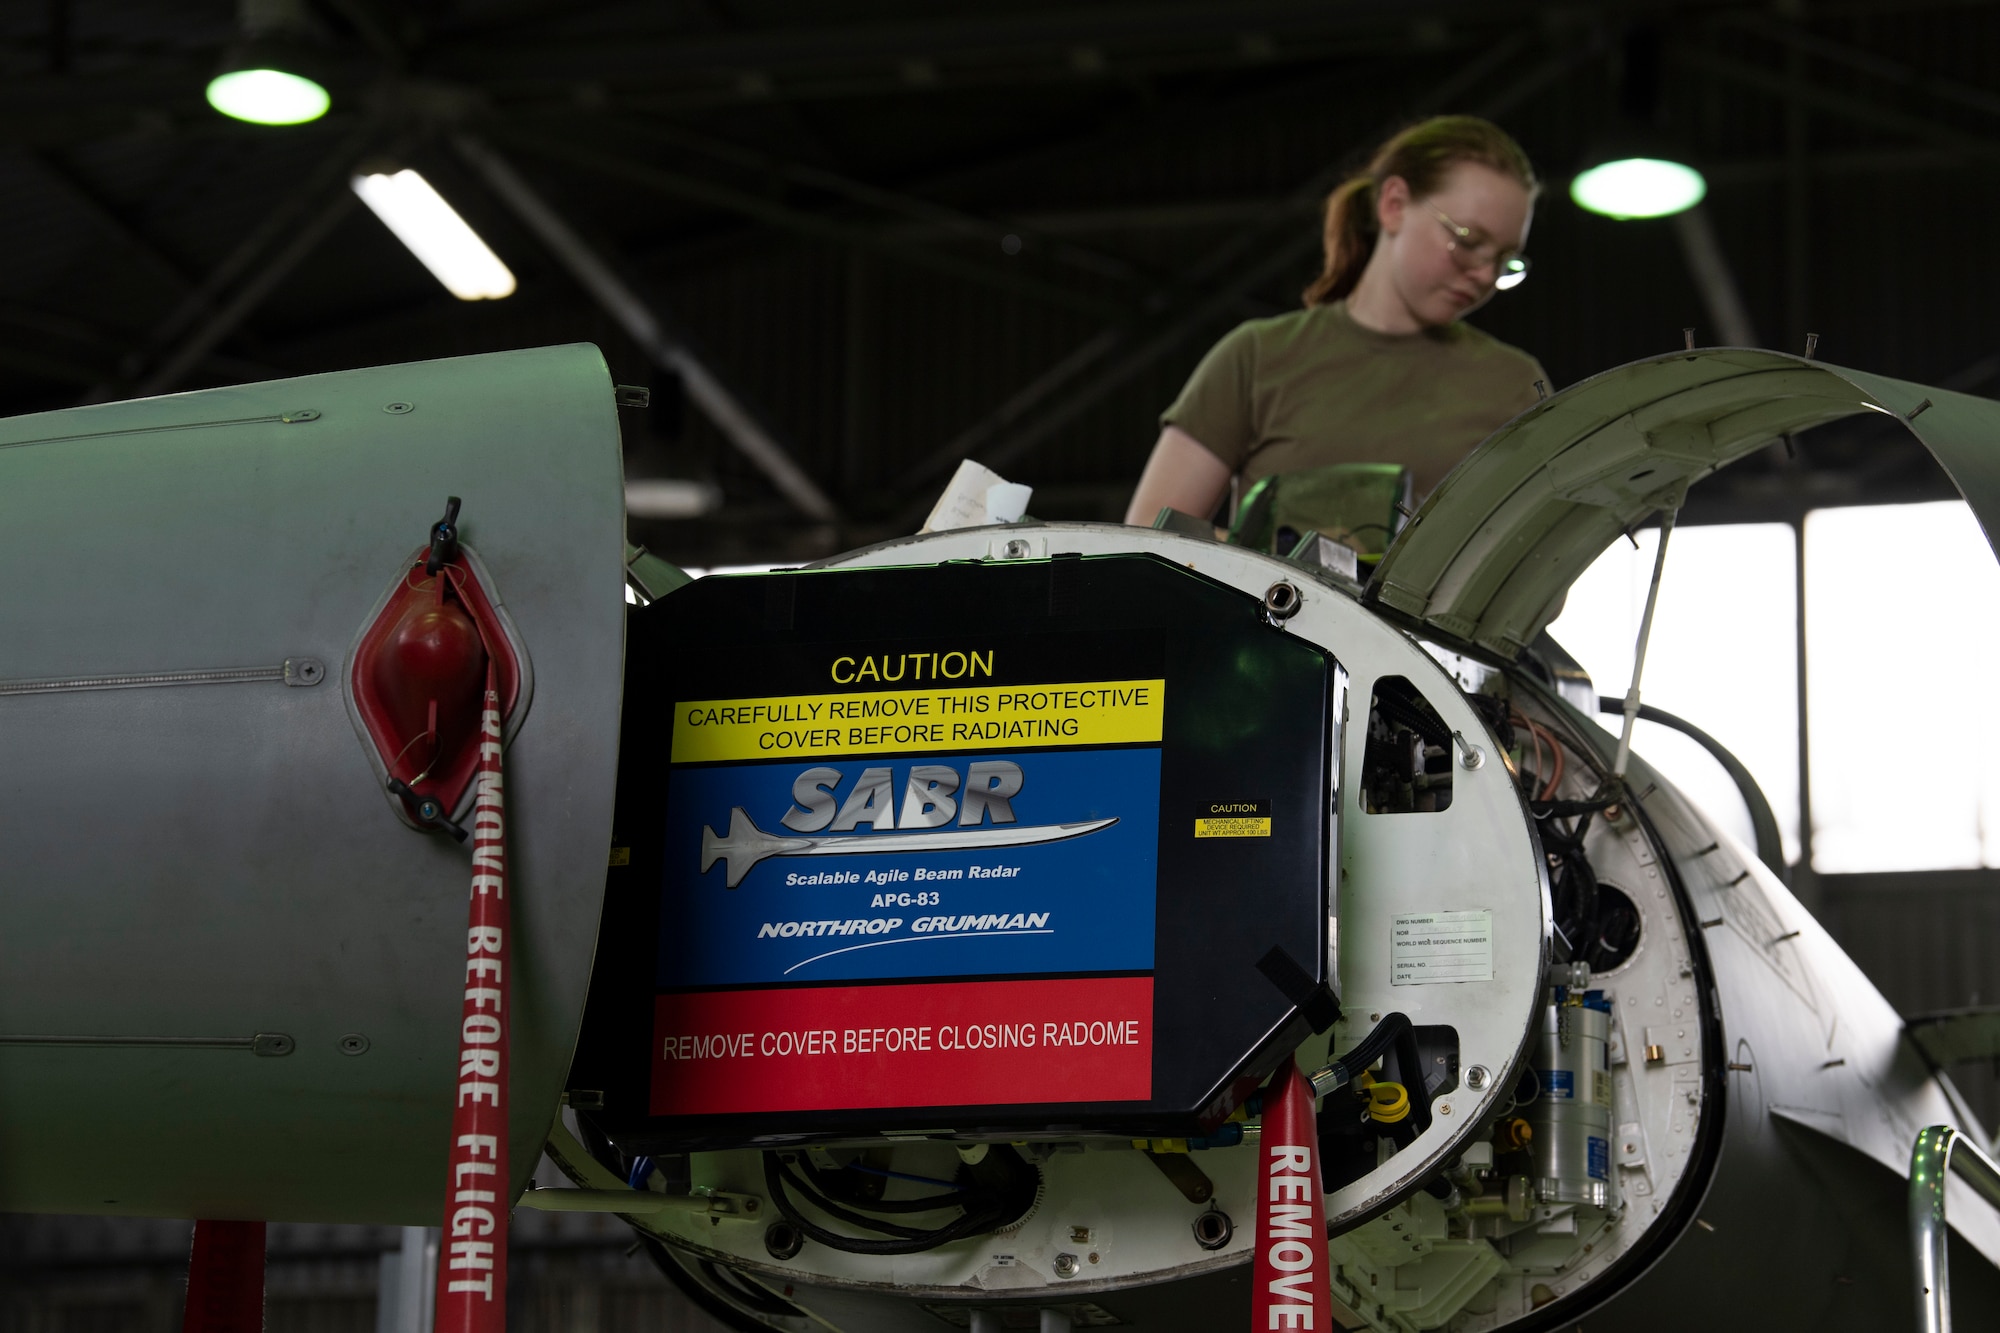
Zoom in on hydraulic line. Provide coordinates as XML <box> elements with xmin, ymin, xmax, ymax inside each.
<box><xmin>1597</xmin><ymin>695</ymin><xmax>1788</xmax><ymax>882</ymax></box>
<box><xmin>1307</xmin><ymin>1012</ymin><xmax>1434</xmax><ymax>1133</ymax></box>
<box><xmin>1509</xmin><ymin>710</ymin><xmax>1567</xmax><ymax>802</ymax></box>
<box><xmin>761</xmin><ymin>1147</ymin><xmax>1036</xmax><ymax>1256</ymax></box>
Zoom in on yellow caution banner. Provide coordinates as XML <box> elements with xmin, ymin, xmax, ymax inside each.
<box><xmin>1194</xmin><ymin>817</ymin><xmax>1271</xmax><ymax>838</ymax></box>
<box><xmin>671</xmin><ymin>679</ymin><xmax>1167</xmax><ymax>763</ymax></box>
<box><xmin>1193</xmin><ymin>799</ymin><xmax>1271</xmax><ymax>838</ymax></box>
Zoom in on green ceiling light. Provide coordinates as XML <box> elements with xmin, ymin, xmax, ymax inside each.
<box><xmin>207</xmin><ymin>0</ymin><xmax>331</xmax><ymax>126</ymax></box>
<box><xmin>205</xmin><ymin>67</ymin><xmax>330</xmax><ymax>125</ymax></box>
<box><xmin>1570</xmin><ymin>26</ymin><xmax>1709</xmax><ymax>221</ymax></box>
<box><xmin>1570</xmin><ymin>156</ymin><xmax>1707</xmax><ymax>221</ymax></box>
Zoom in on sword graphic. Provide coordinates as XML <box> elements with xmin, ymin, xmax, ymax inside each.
<box><xmin>699</xmin><ymin>807</ymin><xmax>1119</xmax><ymax>888</ymax></box>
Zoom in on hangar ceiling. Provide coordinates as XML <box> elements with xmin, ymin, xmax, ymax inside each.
<box><xmin>3</xmin><ymin>0</ymin><xmax>1997</xmax><ymax>563</ymax></box>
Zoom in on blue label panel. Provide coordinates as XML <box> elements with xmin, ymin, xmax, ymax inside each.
<box><xmin>1587</xmin><ymin>1135</ymin><xmax>1609</xmax><ymax>1180</ymax></box>
<box><xmin>658</xmin><ymin>748</ymin><xmax>1160</xmax><ymax>987</ymax></box>
<box><xmin>1544</xmin><ymin>1069</ymin><xmax>1575</xmax><ymax>1100</ymax></box>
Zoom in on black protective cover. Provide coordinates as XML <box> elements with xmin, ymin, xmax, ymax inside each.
<box><xmin>572</xmin><ymin>552</ymin><xmax>1338</xmax><ymax>1149</ymax></box>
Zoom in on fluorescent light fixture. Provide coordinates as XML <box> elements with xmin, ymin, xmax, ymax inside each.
<box><xmin>1570</xmin><ymin>157</ymin><xmax>1707</xmax><ymax>220</ymax></box>
<box><xmin>625</xmin><ymin>478</ymin><xmax>723</xmax><ymax>519</ymax></box>
<box><xmin>206</xmin><ymin>68</ymin><xmax>329</xmax><ymax>125</ymax></box>
<box><xmin>350</xmin><ymin>169</ymin><xmax>517</xmax><ymax>301</ymax></box>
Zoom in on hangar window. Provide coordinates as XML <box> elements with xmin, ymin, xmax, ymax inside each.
<box><xmin>1804</xmin><ymin>501</ymin><xmax>2000</xmax><ymax>873</ymax></box>
<box><xmin>1361</xmin><ymin>676</ymin><xmax>1453</xmax><ymax>813</ymax></box>
<box><xmin>1547</xmin><ymin>523</ymin><xmax>1799</xmax><ymax>862</ymax></box>
<box><xmin>1547</xmin><ymin>505</ymin><xmax>2000</xmax><ymax>876</ymax></box>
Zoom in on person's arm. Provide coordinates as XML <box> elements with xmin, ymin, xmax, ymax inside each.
<box><xmin>1122</xmin><ymin>425</ymin><xmax>1232</xmax><ymax>526</ymax></box>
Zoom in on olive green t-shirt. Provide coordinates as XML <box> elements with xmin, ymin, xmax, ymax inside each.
<box><xmin>1161</xmin><ymin>303</ymin><xmax>1548</xmax><ymax>499</ymax></box>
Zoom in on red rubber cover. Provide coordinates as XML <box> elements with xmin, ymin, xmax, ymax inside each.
<box><xmin>351</xmin><ymin>550</ymin><xmax>523</xmax><ymax>820</ymax></box>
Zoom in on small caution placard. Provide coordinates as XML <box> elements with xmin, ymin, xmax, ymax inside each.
<box><xmin>1195</xmin><ymin>798</ymin><xmax>1270</xmax><ymax>838</ymax></box>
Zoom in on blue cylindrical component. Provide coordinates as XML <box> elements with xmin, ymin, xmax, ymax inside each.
<box><xmin>1529</xmin><ymin>994</ymin><xmax>1614</xmax><ymax>1208</ymax></box>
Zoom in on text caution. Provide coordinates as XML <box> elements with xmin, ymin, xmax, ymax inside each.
<box><xmin>1195</xmin><ymin>798</ymin><xmax>1269</xmax><ymax>838</ymax></box>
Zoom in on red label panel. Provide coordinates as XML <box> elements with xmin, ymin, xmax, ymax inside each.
<box><xmin>651</xmin><ymin>976</ymin><xmax>1153</xmax><ymax>1116</ymax></box>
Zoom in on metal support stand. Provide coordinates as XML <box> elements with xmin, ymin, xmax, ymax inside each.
<box><xmin>1911</xmin><ymin>1124</ymin><xmax>2000</xmax><ymax>1332</ymax></box>
<box><xmin>182</xmin><ymin>1220</ymin><xmax>265</xmax><ymax>1333</ymax></box>
<box><xmin>377</xmin><ymin>1227</ymin><xmax>437</xmax><ymax>1333</ymax></box>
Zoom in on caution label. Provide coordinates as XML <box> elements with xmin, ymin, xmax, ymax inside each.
<box><xmin>649</xmin><ymin>976</ymin><xmax>1153</xmax><ymax>1115</ymax></box>
<box><xmin>670</xmin><ymin>679</ymin><xmax>1166</xmax><ymax>763</ymax></box>
<box><xmin>1194</xmin><ymin>797</ymin><xmax>1271</xmax><ymax>838</ymax></box>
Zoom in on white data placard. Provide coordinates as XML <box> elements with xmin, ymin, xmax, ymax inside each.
<box><xmin>1391</xmin><ymin>910</ymin><xmax>1494</xmax><ymax>985</ymax></box>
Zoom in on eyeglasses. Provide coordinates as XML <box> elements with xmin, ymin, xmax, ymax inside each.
<box><xmin>1430</xmin><ymin>204</ymin><xmax>1531</xmax><ymax>291</ymax></box>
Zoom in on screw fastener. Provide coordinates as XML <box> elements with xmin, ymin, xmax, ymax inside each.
<box><xmin>1262</xmin><ymin>580</ymin><xmax>1302</xmax><ymax>623</ymax></box>
<box><xmin>283</xmin><ymin>657</ymin><xmax>326</xmax><ymax>687</ymax></box>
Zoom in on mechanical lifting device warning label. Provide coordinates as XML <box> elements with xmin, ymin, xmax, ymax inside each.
<box><xmin>1194</xmin><ymin>798</ymin><xmax>1271</xmax><ymax>838</ymax></box>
